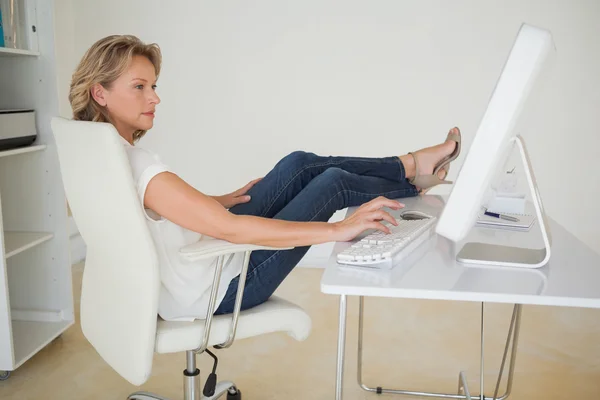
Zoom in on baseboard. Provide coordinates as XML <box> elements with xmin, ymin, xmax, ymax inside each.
<box><xmin>67</xmin><ymin>216</ymin><xmax>79</xmax><ymax>237</ymax></box>
<box><xmin>70</xmin><ymin>234</ymin><xmax>86</xmax><ymax>264</ymax></box>
<box><xmin>68</xmin><ymin>216</ymin><xmax>87</xmax><ymax>264</ymax></box>
<box><xmin>297</xmin><ymin>209</ymin><xmax>346</xmax><ymax>268</ymax></box>
<box><xmin>297</xmin><ymin>255</ymin><xmax>329</xmax><ymax>268</ymax></box>
<box><xmin>297</xmin><ymin>242</ymin><xmax>334</xmax><ymax>268</ymax></box>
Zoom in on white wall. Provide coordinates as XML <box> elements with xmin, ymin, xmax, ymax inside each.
<box><xmin>54</xmin><ymin>0</ymin><xmax>600</xmax><ymax>256</ymax></box>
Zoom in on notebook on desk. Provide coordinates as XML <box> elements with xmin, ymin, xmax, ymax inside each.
<box><xmin>476</xmin><ymin>210</ymin><xmax>535</xmax><ymax>231</ymax></box>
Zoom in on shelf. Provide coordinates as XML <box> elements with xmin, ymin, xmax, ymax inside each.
<box><xmin>0</xmin><ymin>144</ymin><xmax>46</xmax><ymax>158</ymax></box>
<box><xmin>3</xmin><ymin>232</ymin><xmax>54</xmax><ymax>259</ymax></box>
<box><xmin>0</xmin><ymin>0</ymin><xmax>73</xmax><ymax>376</ymax></box>
<box><xmin>11</xmin><ymin>319</ymin><xmax>72</xmax><ymax>368</ymax></box>
<box><xmin>0</xmin><ymin>47</ymin><xmax>40</xmax><ymax>57</ymax></box>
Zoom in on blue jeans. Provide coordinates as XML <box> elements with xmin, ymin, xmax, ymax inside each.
<box><xmin>214</xmin><ymin>151</ymin><xmax>418</xmax><ymax>314</ymax></box>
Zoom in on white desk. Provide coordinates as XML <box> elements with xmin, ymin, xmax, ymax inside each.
<box><xmin>320</xmin><ymin>195</ymin><xmax>600</xmax><ymax>400</ymax></box>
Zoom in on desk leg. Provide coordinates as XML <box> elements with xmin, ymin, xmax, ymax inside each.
<box><xmin>480</xmin><ymin>303</ymin><xmax>485</xmax><ymax>400</ymax></box>
<box><xmin>356</xmin><ymin>298</ymin><xmax>522</xmax><ymax>400</ymax></box>
<box><xmin>458</xmin><ymin>371</ymin><xmax>473</xmax><ymax>400</ymax></box>
<box><xmin>491</xmin><ymin>304</ymin><xmax>522</xmax><ymax>400</ymax></box>
<box><xmin>336</xmin><ymin>295</ymin><xmax>348</xmax><ymax>400</ymax></box>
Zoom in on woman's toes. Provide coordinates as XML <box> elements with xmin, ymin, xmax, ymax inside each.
<box><xmin>437</xmin><ymin>166</ymin><xmax>448</xmax><ymax>180</ymax></box>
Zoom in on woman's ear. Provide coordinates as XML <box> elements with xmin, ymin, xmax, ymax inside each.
<box><xmin>90</xmin><ymin>83</ymin><xmax>107</xmax><ymax>106</ymax></box>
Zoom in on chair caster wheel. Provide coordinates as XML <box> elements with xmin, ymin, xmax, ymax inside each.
<box><xmin>227</xmin><ymin>388</ymin><xmax>241</xmax><ymax>400</ymax></box>
<box><xmin>0</xmin><ymin>371</ymin><xmax>11</xmax><ymax>381</ymax></box>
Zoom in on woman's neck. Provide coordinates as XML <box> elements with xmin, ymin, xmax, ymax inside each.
<box><xmin>112</xmin><ymin>120</ymin><xmax>135</xmax><ymax>145</ymax></box>
<box><xmin>119</xmin><ymin>134</ymin><xmax>134</xmax><ymax>145</ymax></box>
<box><xmin>117</xmin><ymin>128</ymin><xmax>135</xmax><ymax>145</ymax></box>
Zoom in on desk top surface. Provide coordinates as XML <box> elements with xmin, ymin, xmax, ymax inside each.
<box><xmin>320</xmin><ymin>195</ymin><xmax>600</xmax><ymax>308</ymax></box>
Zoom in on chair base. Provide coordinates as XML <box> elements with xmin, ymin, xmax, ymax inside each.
<box><xmin>128</xmin><ymin>381</ymin><xmax>239</xmax><ymax>400</ymax></box>
<box><xmin>127</xmin><ymin>351</ymin><xmax>241</xmax><ymax>400</ymax></box>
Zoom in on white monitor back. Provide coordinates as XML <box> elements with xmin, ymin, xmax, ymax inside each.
<box><xmin>435</xmin><ymin>23</ymin><xmax>554</xmax><ymax>242</ymax></box>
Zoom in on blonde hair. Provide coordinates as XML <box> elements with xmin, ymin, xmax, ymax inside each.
<box><xmin>69</xmin><ymin>35</ymin><xmax>162</xmax><ymax>142</ymax></box>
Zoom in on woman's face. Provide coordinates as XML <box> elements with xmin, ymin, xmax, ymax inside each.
<box><xmin>91</xmin><ymin>55</ymin><xmax>160</xmax><ymax>139</ymax></box>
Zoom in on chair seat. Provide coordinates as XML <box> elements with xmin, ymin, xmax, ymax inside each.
<box><xmin>155</xmin><ymin>296</ymin><xmax>311</xmax><ymax>354</ymax></box>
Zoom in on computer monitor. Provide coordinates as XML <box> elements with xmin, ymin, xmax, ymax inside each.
<box><xmin>435</xmin><ymin>23</ymin><xmax>555</xmax><ymax>268</ymax></box>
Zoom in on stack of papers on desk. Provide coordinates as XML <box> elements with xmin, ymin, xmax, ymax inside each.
<box><xmin>476</xmin><ymin>211</ymin><xmax>535</xmax><ymax>231</ymax></box>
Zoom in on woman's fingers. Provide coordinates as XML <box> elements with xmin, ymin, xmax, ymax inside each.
<box><xmin>368</xmin><ymin>221</ymin><xmax>391</xmax><ymax>234</ymax></box>
<box><xmin>377</xmin><ymin>210</ymin><xmax>398</xmax><ymax>226</ymax></box>
<box><xmin>236</xmin><ymin>195</ymin><xmax>252</xmax><ymax>204</ymax></box>
<box><xmin>234</xmin><ymin>177</ymin><xmax>263</xmax><ymax>196</ymax></box>
<box><xmin>351</xmin><ymin>208</ymin><xmax>397</xmax><ymax>226</ymax></box>
<box><xmin>365</xmin><ymin>210</ymin><xmax>397</xmax><ymax>226</ymax></box>
<box><xmin>364</xmin><ymin>196</ymin><xmax>404</xmax><ymax>212</ymax></box>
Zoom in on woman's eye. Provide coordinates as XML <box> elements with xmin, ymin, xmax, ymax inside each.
<box><xmin>152</xmin><ymin>85</ymin><xmax>157</xmax><ymax>90</ymax></box>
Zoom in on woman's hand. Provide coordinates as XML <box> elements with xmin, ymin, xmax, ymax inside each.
<box><xmin>213</xmin><ymin>177</ymin><xmax>263</xmax><ymax>209</ymax></box>
<box><xmin>332</xmin><ymin>197</ymin><xmax>404</xmax><ymax>242</ymax></box>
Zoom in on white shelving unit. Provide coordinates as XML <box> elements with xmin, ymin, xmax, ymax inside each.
<box><xmin>0</xmin><ymin>47</ymin><xmax>39</xmax><ymax>57</ymax></box>
<box><xmin>0</xmin><ymin>0</ymin><xmax>73</xmax><ymax>379</ymax></box>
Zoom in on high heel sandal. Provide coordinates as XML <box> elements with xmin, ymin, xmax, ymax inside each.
<box><xmin>408</xmin><ymin>127</ymin><xmax>462</xmax><ymax>193</ymax></box>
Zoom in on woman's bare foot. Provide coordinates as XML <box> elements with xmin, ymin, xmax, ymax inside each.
<box><xmin>399</xmin><ymin>127</ymin><xmax>461</xmax><ymax>181</ymax></box>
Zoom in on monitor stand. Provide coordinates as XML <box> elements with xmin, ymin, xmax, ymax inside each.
<box><xmin>456</xmin><ymin>135</ymin><xmax>552</xmax><ymax>269</ymax></box>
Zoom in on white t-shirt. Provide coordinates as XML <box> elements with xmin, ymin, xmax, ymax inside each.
<box><xmin>120</xmin><ymin>136</ymin><xmax>244</xmax><ymax>321</ymax></box>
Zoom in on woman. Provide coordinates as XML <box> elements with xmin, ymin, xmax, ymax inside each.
<box><xmin>69</xmin><ymin>35</ymin><xmax>461</xmax><ymax>321</ymax></box>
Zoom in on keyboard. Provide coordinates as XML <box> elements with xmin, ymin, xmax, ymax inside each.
<box><xmin>336</xmin><ymin>211</ymin><xmax>437</xmax><ymax>269</ymax></box>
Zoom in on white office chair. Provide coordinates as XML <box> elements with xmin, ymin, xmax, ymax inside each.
<box><xmin>50</xmin><ymin>117</ymin><xmax>312</xmax><ymax>400</ymax></box>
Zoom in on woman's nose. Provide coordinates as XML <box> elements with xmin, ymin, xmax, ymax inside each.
<box><xmin>150</xmin><ymin>92</ymin><xmax>160</xmax><ymax>105</ymax></box>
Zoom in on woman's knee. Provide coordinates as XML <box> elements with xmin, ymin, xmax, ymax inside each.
<box><xmin>310</xmin><ymin>167</ymin><xmax>352</xmax><ymax>195</ymax></box>
<box><xmin>277</xmin><ymin>150</ymin><xmax>317</xmax><ymax>171</ymax></box>
<box><xmin>317</xmin><ymin>167</ymin><xmax>350</xmax><ymax>182</ymax></box>
<box><xmin>308</xmin><ymin>168</ymin><xmax>352</xmax><ymax>212</ymax></box>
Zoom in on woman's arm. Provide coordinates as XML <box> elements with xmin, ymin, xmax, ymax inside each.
<box><xmin>208</xmin><ymin>195</ymin><xmax>228</xmax><ymax>208</ymax></box>
<box><xmin>143</xmin><ymin>172</ymin><xmax>400</xmax><ymax>248</ymax></box>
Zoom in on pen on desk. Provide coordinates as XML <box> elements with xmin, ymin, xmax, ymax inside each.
<box><xmin>484</xmin><ymin>210</ymin><xmax>520</xmax><ymax>222</ymax></box>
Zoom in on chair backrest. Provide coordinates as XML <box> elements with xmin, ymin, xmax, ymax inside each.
<box><xmin>51</xmin><ymin>117</ymin><xmax>160</xmax><ymax>386</ymax></box>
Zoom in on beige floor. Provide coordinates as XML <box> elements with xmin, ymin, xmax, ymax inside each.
<box><xmin>1</xmin><ymin>263</ymin><xmax>599</xmax><ymax>400</ymax></box>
